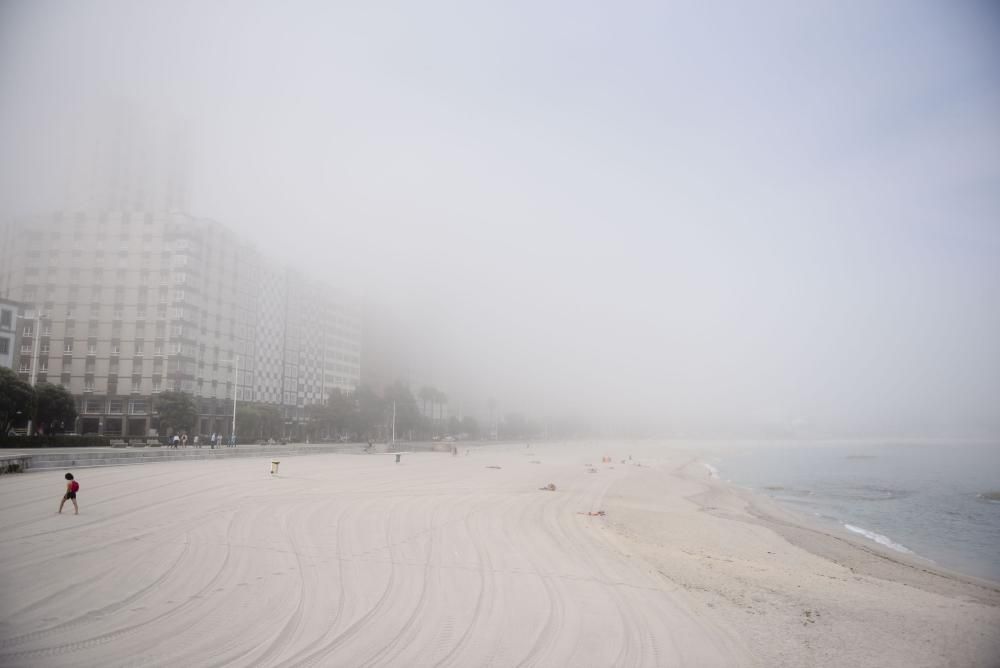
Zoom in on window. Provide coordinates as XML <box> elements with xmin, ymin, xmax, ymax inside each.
<box><xmin>83</xmin><ymin>378</ymin><xmax>95</xmax><ymax>393</ymax></box>
<box><xmin>134</xmin><ymin>342</ymin><xmax>144</xmax><ymax>356</ymax></box>
<box><xmin>87</xmin><ymin>339</ymin><xmax>97</xmax><ymax>355</ymax></box>
<box><xmin>130</xmin><ymin>399</ymin><xmax>147</xmax><ymax>414</ymax></box>
<box><xmin>111</xmin><ymin>340</ymin><xmax>121</xmax><ymax>355</ymax></box>
<box><xmin>131</xmin><ymin>376</ymin><xmax>141</xmax><ymax>393</ymax></box>
<box><xmin>60</xmin><ymin>373</ymin><xmax>70</xmax><ymax>387</ymax></box>
<box><xmin>108</xmin><ymin>399</ymin><xmax>123</xmax><ymax>414</ymax></box>
<box><xmin>84</xmin><ymin>399</ymin><xmax>101</xmax><ymax>414</ymax></box>
<box><xmin>0</xmin><ymin>337</ymin><xmax>8</xmax><ymax>355</ymax></box>
<box><xmin>39</xmin><ymin>342</ymin><xmax>50</xmax><ymax>354</ymax></box>
<box><xmin>63</xmin><ymin>340</ymin><xmax>73</xmax><ymax>353</ymax></box>
<box><xmin>23</xmin><ymin>325</ymin><xmax>33</xmax><ymax>337</ymax></box>
<box><xmin>152</xmin><ymin>379</ymin><xmax>162</xmax><ymax>393</ymax></box>
<box><xmin>0</xmin><ymin>309</ymin><xmax>10</xmax><ymax>328</ymax></box>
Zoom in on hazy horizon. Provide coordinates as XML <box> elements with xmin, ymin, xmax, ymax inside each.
<box><xmin>1</xmin><ymin>1</ymin><xmax>998</xmax><ymax>438</ymax></box>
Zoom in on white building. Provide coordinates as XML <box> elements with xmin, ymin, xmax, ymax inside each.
<box><xmin>0</xmin><ymin>212</ymin><xmax>361</xmax><ymax>438</ymax></box>
<box><xmin>0</xmin><ymin>298</ymin><xmax>21</xmax><ymax>371</ymax></box>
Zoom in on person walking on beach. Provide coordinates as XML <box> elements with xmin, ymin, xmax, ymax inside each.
<box><xmin>58</xmin><ymin>473</ymin><xmax>79</xmax><ymax>514</ymax></box>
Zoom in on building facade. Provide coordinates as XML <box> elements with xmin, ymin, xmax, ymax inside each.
<box><xmin>0</xmin><ymin>298</ymin><xmax>21</xmax><ymax>371</ymax></box>
<box><xmin>0</xmin><ymin>212</ymin><xmax>360</xmax><ymax>438</ymax></box>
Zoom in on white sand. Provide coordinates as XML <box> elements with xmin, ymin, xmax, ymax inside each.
<box><xmin>0</xmin><ymin>442</ymin><xmax>997</xmax><ymax>667</ymax></box>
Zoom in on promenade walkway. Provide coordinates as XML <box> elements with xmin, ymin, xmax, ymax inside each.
<box><xmin>0</xmin><ymin>441</ymin><xmax>444</xmax><ymax>473</ymax></box>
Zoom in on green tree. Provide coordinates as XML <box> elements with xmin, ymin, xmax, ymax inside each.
<box><xmin>305</xmin><ymin>389</ymin><xmax>354</xmax><ymax>439</ymax></box>
<box><xmin>0</xmin><ymin>367</ymin><xmax>36</xmax><ymax>435</ymax></box>
<box><xmin>156</xmin><ymin>390</ymin><xmax>198</xmax><ymax>435</ymax></box>
<box><xmin>34</xmin><ymin>382</ymin><xmax>77</xmax><ymax>434</ymax></box>
<box><xmin>352</xmin><ymin>385</ymin><xmax>385</xmax><ymax>440</ymax></box>
<box><xmin>435</xmin><ymin>390</ymin><xmax>448</xmax><ymax>423</ymax></box>
<box><xmin>500</xmin><ymin>412</ymin><xmax>536</xmax><ymax>439</ymax></box>
<box><xmin>237</xmin><ymin>403</ymin><xmax>284</xmax><ymax>440</ymax></box>
<box><xmin>460</xmin><ymin>415</ymin><xmax>480</xmax><ymax>439</ymax></box>
<box><xmin>418</xmin><ymin>386</ymin><xmax>435</xmax><ymax>420</ymax></box>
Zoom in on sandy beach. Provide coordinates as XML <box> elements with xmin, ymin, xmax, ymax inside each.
<box><xmin>0</xmin><ymin>442</ymin><xmax>997</xmax><ymax>667</ymax></box>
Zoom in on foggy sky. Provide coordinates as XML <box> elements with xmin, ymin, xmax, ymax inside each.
<box><xmin>1</xmin><ymin>0</ymin><xmax>998</xmax><ymax>437</ymax></box>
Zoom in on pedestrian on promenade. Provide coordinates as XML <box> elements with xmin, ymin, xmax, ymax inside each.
<box><xmin>194</xmin><ymin>434</ymin><xmax>200</xmax><ymax>448</ymax></box>
<box><xmin>58</xmin><ymin>473</ymin><xmax>79</xmax><ymax>515</ymax></box>
<box><xmin>171</xmin><ymin>434</ymin><xmax>180</xmax><ymax>449</ymax></box>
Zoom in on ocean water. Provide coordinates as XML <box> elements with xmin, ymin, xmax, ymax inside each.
<box><xmin>710</xmin><ymin>441</ymin><xmax>1000</xmax><ymax>582</ymax></box>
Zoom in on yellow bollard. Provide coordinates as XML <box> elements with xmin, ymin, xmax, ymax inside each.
<box><xmin>270</xmin><ymin>460</ymin><xmax>280</xmax><ymax>475</ymax></box>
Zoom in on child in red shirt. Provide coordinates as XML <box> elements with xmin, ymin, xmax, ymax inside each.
<box><xmin>58</xmin><ymin>472</ymin><xmax>79</xmax><ymax>515</ymax></box>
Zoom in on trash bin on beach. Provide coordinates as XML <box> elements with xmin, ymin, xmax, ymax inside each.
<box><xmin>270</xmin><ymin>460</ymin><xmax>280</xmax><ymax>475</ymax></box>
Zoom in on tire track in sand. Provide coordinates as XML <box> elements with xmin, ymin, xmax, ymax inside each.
<box><xmin>0</xmin><ymin>511</ymin><xmax>238</xmax><ymax>665</ymax></box>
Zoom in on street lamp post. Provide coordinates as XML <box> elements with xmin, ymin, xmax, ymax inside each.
<box><xmin>222</xmin><ymin>355</ymin><xmax>239</xmax><ymax>446</ymax></box>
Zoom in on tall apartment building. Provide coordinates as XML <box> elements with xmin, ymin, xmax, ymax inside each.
<box><xmin>0</xmin><ymin>211</ymin><xmax>257</xmax><ymax>436</ymax></box>
<box><xmin>0</xmin><ymin>298</ymin><xmax>21</xmax><ymax>371</ymax></box>
<box><xmin>253</xmin><ymin>264</ymin><xmax>362</xmax><ymax>425</ymax></box>
<box><xmin>0</xmin><ymin>212</ymin><xmax>361</xmax><ymax>437</ymax></box>
<box><xmin>0</xmin><ymin>107</ymin><xmax>360</xmax><ymax>437</ymax></box>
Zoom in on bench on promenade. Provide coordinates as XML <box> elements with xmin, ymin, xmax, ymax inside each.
<box><xmin>0</xmin><ymin>453</ymin><xmax>33</xmax><ymax>474</ymax></box>
<box><xmin>374</xmin><ymin>451</ymin><xmax>412</xmax><ymax>463</ymax></box>
<box><xmin>110</xmin><ymin>439</ymin><xmax>128</xmax><ymax>448</ymax></box>
<box><xmin>146</xmin><ymin>439</ymin><xmax>161</xmax><ymax>447</ymax></box>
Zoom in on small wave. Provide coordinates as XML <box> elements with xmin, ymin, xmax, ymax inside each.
<box><xmin>703</xmin><ymin>463</ymin><xmax>719</xmax><ymax>479</ymax></box>
<box><xmin>844</xmin><ymin>524</ymin><xmax>913</xmax><ymax>554</ymax></box>
<box><xmin>978</xmin><ymin>491</ymin><xmax>1000</xmax><ymax>504</ymax></box>
<box><xmin>836</xmin><ymin>485</ymin><xmax>912</xmax><ymax>501</ymax></box>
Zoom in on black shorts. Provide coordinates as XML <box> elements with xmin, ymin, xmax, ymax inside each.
<box><xmin>63</xmin><ymin>491</ymin><xmax>76</xmax><ymax>500</ymax></box>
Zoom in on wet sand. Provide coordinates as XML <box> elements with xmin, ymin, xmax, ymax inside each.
<box><xmin>0</xmin><ymin>441</ymin><xmax>996</xmax><ymax>667</ymax></box>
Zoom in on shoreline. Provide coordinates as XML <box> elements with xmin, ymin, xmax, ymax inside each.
<box><xmin>706</xmin><ymin>462</ymin><xmax>1000</xmax><ymax>593</ymax></box>
<box><xmin>693</xmin><ymin>461</ymin><xmax>1000</xmax><ymax>603</ymax></box>
<box><xmin>600</xmin><ymin>452</ymin><xmax>1000</xmax><ymax>667</ymax></box>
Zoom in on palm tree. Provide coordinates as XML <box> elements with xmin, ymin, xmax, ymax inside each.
<box><xmin>418</xmin><ymin>386</ymin><xmax>434</xmax><ymax>420</ymax></box>
<box><xmin>435</xmin><ymin>391</ymin><xmax>447</xmax><ymax>424</ymax></box>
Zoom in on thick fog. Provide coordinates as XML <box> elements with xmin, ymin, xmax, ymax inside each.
<box><xmin>1</xmin><ymin>1</ymin><xmax>998</xmax><ymax>438</ymax></box>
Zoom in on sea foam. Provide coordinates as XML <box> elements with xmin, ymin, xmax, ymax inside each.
<box><xmin>844</xmin><ymin>524</ymin><xmax>913</xmax><ymax>554</ymax></box>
